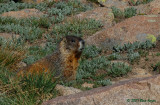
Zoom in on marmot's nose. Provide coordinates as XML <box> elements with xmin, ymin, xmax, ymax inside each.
<box><xmin>81</xmin><ymin>39</ymin><xmax>85</xmax><ymax>46</ymax></box>
<box><xmin>79</xmin><ymin>39</ymin><xmax>85</xmax><ymax>51</ymax></box>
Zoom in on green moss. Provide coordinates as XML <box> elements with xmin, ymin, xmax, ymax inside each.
<box><xmin>147</xmin><ymin>34</ymin><xmax>156</xmax><ymax>43</ymax></box>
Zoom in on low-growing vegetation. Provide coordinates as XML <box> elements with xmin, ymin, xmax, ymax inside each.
<box><xmin>0</xmin><ymin>67</ymin><xmax>58</xmax><ymax>105</ymax></box>
<box><xmin>0</xmin><ymin>0</ymin><xmax>159</xmax><ymax>104</ymax></box>
<box><xmin>129</xmin><ymin>0</ymin><xmax>154</xmax><ymax>6</ymax></box>
<box><xmin>111</xmin><ymin>6</ymin><xmax>137</xmax><ymax>22</ymax></box>
<box><xmin>51</xmin><ymin>18</ymin><xmax>103</xmax><ymax>42</ymax></box>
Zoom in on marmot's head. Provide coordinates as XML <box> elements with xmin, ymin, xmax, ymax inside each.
<box><xmin>63</xmin><ymin>35</ymin><xmax>85</xmax><ymax>52</ymax></box>
<box><xmin>60</xmin><ymin>36</ymin><xmax>85</xmax><ymax>56</ymax></box>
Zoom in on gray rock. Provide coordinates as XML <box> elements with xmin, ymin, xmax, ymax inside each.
<box><xmin>55</xmin><ymin>84</ymin><xmax>82</xmax><ymax>96</ymax></box>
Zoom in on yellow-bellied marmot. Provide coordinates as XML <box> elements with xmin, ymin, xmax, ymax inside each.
<box><xmin>18</xmin><ymin>36</ymin><xmax>85</xmax><ymax>80</ymax></box>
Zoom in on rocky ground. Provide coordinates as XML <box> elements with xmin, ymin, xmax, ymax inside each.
<box><xmin>0</xmin><ymin>0</ymin><xmax>160</xmax><ymax>105</ymax></box>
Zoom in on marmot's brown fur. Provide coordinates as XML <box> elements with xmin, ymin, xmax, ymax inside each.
<box><xmin>17</xmin><ymin>36</ymin><xmax>85</xmax><ymax>80</ymax></box>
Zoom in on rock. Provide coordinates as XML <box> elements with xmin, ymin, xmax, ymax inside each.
<box><xmin>99</xmin><ymin>0</ymin><xmax>129</xmax><ymax>10</ymax></box>
<box><xmin>43</xmin><ymin>75</ymin><xmax>160</xmax><ymax>105</ymax></box>
<box><xmin>85</xmin><ymin>15</ymin><xmax>160</xmax><ymax>49</ymax></box>
<box><xmin>16</xmin><ymin>61</ymin><xmax>27</xmax><ymax>68</ymax></box>
<box><xmin>135</xmin><ymin>0</ymin><xmax>160</xmax><ymax>15</ymax></box>
<box><xmin>55</xmin><ymin>84</ymin><xmax>82</xmax><ymax>96</ymax></box>
<box><xmin>0</xmin><ymin>33</ymin><xmax>20</xmax><ymax>40</ymax></box>
<box><xmin>69</xmin><ymin>7</ymin><xmax>114</xmax><ymax>28</ymax></box>
<box><xmin>149</xmin><ymin>0</ymin><xmax>160</xmax><ymax>14</ymax></box>
<box><xmin>1</xmin><ymin>9</ymin><xmax>44</xmax><ymax>19</ymax></box>
<box><xmin>131</xmin><ymin>68</ymin><xmax>152</xmax><ymax>78</ymax></box>
<box><xmin>82</xmin><ymin>82</ymin><xmax>94</xmax><ymax>88</ymax></box>
<box><xmin>135</xmin><ymin>4</ymin><xmax>150</xmax><ymax>15</ymax></box>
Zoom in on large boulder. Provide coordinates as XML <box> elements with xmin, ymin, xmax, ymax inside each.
<box><xmin>43</xmin><ymin>74</ymin><xmax>160</xmax><ymax>105</ymax></box>
<box><xmin>99</xmin><ymin>0</ymin><xmax>129</xmax><ymax>10</ymax></box>
<box><xmin>85</xmin><ymin>14</ymin><xmax>160</xmax><ymax>49</ymax></box>
<box><xmin>68</xmin><ymin>7</ymin><xmax>114</xmax><ymax>29</ymax></box>
<box><xmin>1</xmin><ymin>9</ymin><xmax>44</xmax><ymax>19</ymax></box>
<box><xmin>148</xmin><ymin>0</ymin><xmax>160</xmax><ymax>14</ymax></box>
<box><xmin>135</xmin><ymin>0</ymin><xmax>160</xmax><ymax>15</ymax></box>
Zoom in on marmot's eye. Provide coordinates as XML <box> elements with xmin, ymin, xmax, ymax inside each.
<box><xmin>71</xmin><ymin>39</ymin><xmax>75</xmax><ymax>43</ymax></box>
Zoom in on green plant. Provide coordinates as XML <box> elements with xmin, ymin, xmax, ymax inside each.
<box><xmin>107</xmin><ymin>53</ymin><xmax>122</xmax><ymax>60</ymax></box>
<box><xmin>107</xmin><ymin>62</ymin><xmax>131</xmax><ymax>77</ymax></box>
<box><xmin>51</xmin><ymin>18</ymin><xmax>102</xmax><ymax>42</ymax></box>
<box><xmin>77</xmin><ymin>56</ymin><xmax>110</xmax><ymax>80</ymax></box>
<box><xmin>111</xmin><ymin>6</ymin><xmax>137</xmax><ymax>22</ymax></box>
<box><xmin>129</xmin><ymin>0</ymin><xmax>153</xmax><ymax>6</ymax></box>
<box><xmin>124</xmin><ymin>7</ymin><xmax>137</xmax><ymax>18</ymax></box>
<box><xmin>142</xmin><ymin>0</ymin><xmax>153</xmax><ymax>4</ymax></box>
<box><xmin>23</xmin><ymin>43</ymin><xmax>57</xmax><ymax>65</ymax></box>
<box><xmin>0</xmin><ymin>1</ymin><xmax>50</xmax><ymax>14</ymax></box>
<box><xmin>0</xmin><ymin>1</ymin><xmax>35</xmax><ymax>14</ymax></box>
<box><xmin>0</xmin><ymin>24</ymin><xmax>44</xmax><ymax>42</ymax></box>
<box><xmin>0</xmin><ymin>67</ymin><xmax>58</xmax><ymax>105</ymax></box>
<box><xmin>138</xmin><ymin>50</ymin><xmax>149</xmax><ymax>57</ymax></box>
<box><xmin>129</xmin><ymin>0</ymin><xmax>137</xmax><ymax>5</ymax></box>
<box><xmin>127</xmin><ymin>52</ymin><xmax>140</xmax><ymax>63</ymax></box>
<box><xmin>0</xmin><ymin>0</ymin><xmax>10</xmax><ymax>3</ymax></box>
<box><xmin>111</xmin><ymin>6</ymin><xmax>124</xmax><ymax>19</ymax></box>
<box><xmin>96</xmin><ymin>79</ymin><xmax>112</xmax><ymax>86</ymax></box>
<box><xmin>0</xmin><ymin>37</ymin><xmax>27</xmax><ymax>69</ymax></box>
<box><xmin>152</xmin><ymin>61</ymin><xmax>160</xmax><ymax>73</ymax></box>
<box><xmin>113</xmin><ymin>40</ymin><xmax>155</xmax><ymax>53</ymax></box>
<box><xmin>82</xmin><ymin>45</ymin><xmax>102</xmax><ymax>59</ymax></box>
<box><xmin>0</xmin><ymin>16</ymin><xmax>51</xmax><ymax>29</ymax></box>
<box><xmin>48</xmin><ymin>0</ymin><xmax>91</xmax><ymax>16</ymax></box>
<box><xmin>156</xmin><ymin>53</ymin><xmax>160</xmax><ymax>56</ymax></box>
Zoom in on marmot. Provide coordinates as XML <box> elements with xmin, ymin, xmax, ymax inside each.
<box><xmin>17</xmin><ymin>36</ymin><xmax>85</xmax><ymax>80</ymax></box>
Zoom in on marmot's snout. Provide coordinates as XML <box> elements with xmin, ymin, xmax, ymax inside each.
<box><xmin>78</xmin><ymin>39</ymin><xmax>85</xmax><ymax>51</ymax></box>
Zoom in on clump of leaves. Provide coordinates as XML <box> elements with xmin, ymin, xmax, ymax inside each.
<box><xmin>0</xmin><ymin>1</ymin><xmax>49</xmax><ymax>14</ymax></box>
<box><xmin>95</xmin><ymin>79</ymin><xmax>112</xmax><ymax>86</ymax></box>
<box><xmin>107</xmin><ymin>53</ymin><xmax>122</xmax><ymax>60</ymax></box>
<box><xmin>77</xmin><ymin>56</ymin><xmax>110</xmax><ymax>80</ymax></box>
<box><xmin>124</xmin><ymin>7</ymin><xmax>137</xmax><ymax>18</ymax></box>
<box><xmin>107</xmin><ymin>62</ymin><xmax>131</xmax><ymax>77</ymax></box>
<box><xmin>112</xmin><ymin>40</ymin><xmax>155</xmax><ymax>63</ymax></box>
<box><xmin>152</xmin><ymin>62</ymin><xmax>160</xmax><ymax>73</ymax></box>
<box><xmin>51</xmin><ymin>18</ymin><xmax>103</xmax><ymax>42</ymax></box>
<box><xmin>48</xmin><ymin>0</ymin><xmax>92</xmax><ymax>16</ymax></box>
<box><xmin>0</xmin><ymin>24</ymin><xmax>44</xmax><ymax>42</ymax></box>
<box><xmin>82</xmin><ymin>45</ymin><xmax>102</xmax><ymax>59</ymax></box>
<box><xmin>0</xmin><ymin>16</ymin><xmax>51</xmax><ymax>29</ymax></box>
<box><xmin>111</xmin><ymin>6</ymin><xmax>124</xmax><ymax>19</ymax></box>
<box><xmin>0</xmin><ymin>0</ymin><xmax>10</xmax><ymax>3</ymax></box>
<box><xmin>127</xmin><ymin>52</ymin><xmax>140</xmax><ymax>63</ymax></box>
<box><xmin>0</xmin><ymin>69</ymin><xmax>58</xmax><ymax>105</ymax></box>
<box><xmin>111</xmin><ymin>6</ymin><xmax>137</xmax><ymax>22</ymax></box>
<box><xmin>0</xmin><ymin>37</ymin><xmax>27</xmax><ymax>69</ymax></box>
<box><xmin>129</xmin><ymin>0</ymin><xmax>154</xmax><ymax>6</ymax></box>
<box><xmin>23</xmin><ymin>43</ymin><xmax>57</xmax><ymax>65</ymax></box>
<box><xmin>113</xmin><ymin>40</ymin><xmax>155</xmax><ymax>53</ymax></box>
